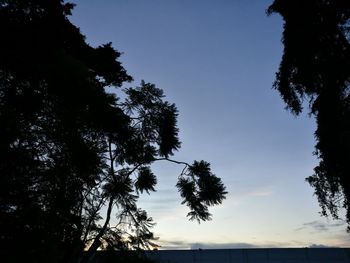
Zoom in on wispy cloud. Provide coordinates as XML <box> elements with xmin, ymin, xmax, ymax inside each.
<box><xmin>326</xmin><ymin>231</ymin><xmax>350</xmax><ymax>247</ymax></box>
<box><xmin>296</xmin><ymin>220</ymin><xmax>346</xmax><ymax>232</ymax></box>
<box><xmin>138</xmin><ymin>194</ymin><xmax>180</xmax><ymax>213</ymax></box>
<box><xmin>157</xmin><ymin>240</ymin><xmax>190</xmax><ymax>250</ymax></box>
<box><xmin>228</xmin><ymin>184</ymin><xmax>274</xmax><ymax>204</ymax></box>
<box><xmin>190</xmin><ymin>242</ymin><xmax>259</xmax><ymax>249</ymax></box>
<box><xmin>294</xmin><ymin>221</ymin><xmax>350</xmax><ymax>247</ymax></box>
<box><xmin>244</xmin><ymin>189</ymin><xmax>273</xmax><ymax>197</ymax></box>
<box><xmin>158</xmin><ymin>240</ymin><xmax>295</xmax><ymax>250</ymax></box>
<box><xmin>309</xmin><ymin>244</ymin><xmax>334</xmax><ymax>248</ymax></box>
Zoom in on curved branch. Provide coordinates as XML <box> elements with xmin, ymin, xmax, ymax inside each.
<box><xmin>153</xmin><ymin>157</ymin><xmax>190</xmax><ymax>176</ymax></box>
<box><xmin>153</xmin><ymin>157</ymin><xmax>190</xmax><ymax>167</ymax></box>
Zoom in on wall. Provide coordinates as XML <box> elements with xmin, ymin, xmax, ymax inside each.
<box><xmin>144</xmin><ymin>248</ymin><xmax>350</xmax><ymax>263</ymax></box>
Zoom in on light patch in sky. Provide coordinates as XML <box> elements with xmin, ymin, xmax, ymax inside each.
<box><xmin>70</xmin><ymin>0</ymin><xmax>350</xmax><ymax>249</ymax></box>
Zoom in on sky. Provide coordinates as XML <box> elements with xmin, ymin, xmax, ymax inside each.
<box><xmin>69</xmin><ymin>0</ymin><xmax>350</xmax><ymax>249</ymax></box>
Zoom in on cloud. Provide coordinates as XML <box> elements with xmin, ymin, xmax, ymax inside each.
<box><xmin>245</xmin><ymin>190</ymin><xmax>273</xmax><ymax>197</ymax></box>
<box><xmin>232</xmin><ymin>184</ymin><xmax>273</xmax><ymax>198</ymax></box>
<box><xmin>158</xmin><ymin>240</ymin><xmax>294</xmax><ymax>250</ymax></box>
<box><xmin>296</xmin><ymin>220</ymin><xmax>346</xmax><ymax>232</ymax></box>
<box><xmin>294</xmin><ymin>221</ymin><xmax>350</xmax><ymax>247</ymax></box>
<box><xmin>158</xmin><ymin>240</ymin><xmax>348</xmax><ymax>250</ymax></box>
<box><xmin>157</xmin><ymin>240</ymin><xmax>190</xmax><ymax>250</ymax></box>
<box><xmin>309</xmin><ymin>244</ymin><xmax>334</xmax><ymax>248</ymax></box>
<box><xmin>190</xmin><ymin>242</ymin><xmax>259</xmax><ymax>249</ymax></box>
<box><xmin>138</xmin><ymin>195</ymin><xmax>180</xmax><ymax>212</ymax></box>
<box><xmin>330</xmin><ymin>232</ymin><xmax>350</xmax><ymax>247</ymax></box>
<box><xmin>227</xmin><ymin>185</ymin><xmax>273</xmax><ymax>207</ymax></box>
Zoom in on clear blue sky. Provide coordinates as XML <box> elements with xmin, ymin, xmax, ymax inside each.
<box><xmin>70</xmin><ymin>0</ymin><xmax>349</xmax><ymax>249</ymax></box>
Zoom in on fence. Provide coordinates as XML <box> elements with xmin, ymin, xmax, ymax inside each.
<box><xmin>91</xmin><ymin>248</ymin><xmax>350</xmax><ymax>263</ymax></box>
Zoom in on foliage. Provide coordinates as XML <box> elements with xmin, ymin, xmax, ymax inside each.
<box><xmin>177</xmin><ymin>160</ymin><xmax>227</xmax><ymax>222</ymax></box>
<box><xmin>268</xmin><ymin>0</ymin><xmax>350</xmax><ymax>228</ymax></box>
<box><xmin>0</xmin><ymin>1</ymin><xmax>227</xmax><ymax>262</ymax></box>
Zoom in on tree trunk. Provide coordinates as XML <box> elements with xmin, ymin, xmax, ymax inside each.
<box><xmin>80</xmin><ymin>196</ymin><xmax>114</xmax><ymax>263</ymax></box>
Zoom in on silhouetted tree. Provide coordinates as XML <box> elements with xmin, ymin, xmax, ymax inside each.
<box><xmin>81</xmin><ymin>82</ymin><xmax>227</xmax><ymax>263</ymax></box>
<box><xmin>0</xmin><ymin>1</ymin><xmax>227</xmax><ymax>262</ymax></box>
<box><xmin>268</xmin><ymin>0</ymin><xmax>350</xmax><ymax>228</ymax></box>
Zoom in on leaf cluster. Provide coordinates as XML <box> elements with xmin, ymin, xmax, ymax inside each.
<box><xmin>268</xmin><ymin>0</ymin><xmax>350</xmax><ymax>229</ymax></box>
<box><xmin>177</xmin><ymin>161</ymin><xmax>227</xmax><ymax>222</ymax></box>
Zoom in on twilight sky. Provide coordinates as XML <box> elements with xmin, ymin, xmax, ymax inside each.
<box><xmin>70</xmin><ymin>0</ymin><xmax>350</xmax><ymax>249</ymax></box>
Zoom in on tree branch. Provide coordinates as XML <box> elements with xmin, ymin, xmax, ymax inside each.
<box><xmin>152</xmin><ymin>157</ymin><xmax>190</xmax><ymax>176</ymax></box>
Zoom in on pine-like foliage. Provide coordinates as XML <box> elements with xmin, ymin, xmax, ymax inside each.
<box><xmin>0</xmin><ymin>1</ymin><xmax>227</xmax><ymax>262</ymax></box>
<box><xmin>268</xmin><ymin>0</ymin><xmax>350</xmax><ymax>229</ymax></box>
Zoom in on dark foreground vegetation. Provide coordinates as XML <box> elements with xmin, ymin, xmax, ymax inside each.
<box><xmin>268</xmin><ymin>0</ymin><xmax>350</xmax><ymax>229</ymax></box>
<box><xmin>0</xmin><ymin>1</ymin><xmax>226</xmax><ymax>262</ymax></box>
<box><xmin>1</xmin><ymin>0</ymin><xmax>349</xmax><ymax>262</ymax></box>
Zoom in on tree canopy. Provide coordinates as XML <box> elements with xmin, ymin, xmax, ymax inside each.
<box><xmin>268</xmin><ymin>0</ymin><xmax>350</xmax><ymax>228</ymax></box>
<box><xmin>0</xmin><ymin>1</ymin><xmax>227</xmax><ymax>262</ymax></box>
